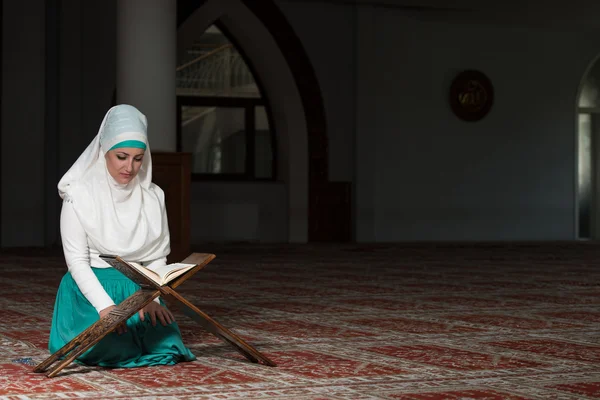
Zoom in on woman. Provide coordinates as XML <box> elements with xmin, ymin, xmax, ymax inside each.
<box><xmin>49</xmin><ymin>104</ymin><xmax>195</xmax><ymax>367</ymax></box>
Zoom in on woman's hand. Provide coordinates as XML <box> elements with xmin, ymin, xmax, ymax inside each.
<box><xmin>138</xmin><ymin>301</ymin><xmax>175</xmax><ymax>327</ymax></box>
<box><xmin>99</xmin><ymin>305</ymin><xmax>127</xmax><ymax>335</ymax></box>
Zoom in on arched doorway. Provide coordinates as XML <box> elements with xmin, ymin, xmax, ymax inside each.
<box><xmin>577</xmin><ymin>55</ymin><xmax>600</xmax><ymax>239</ymax></box>
<box><xmin>177</xmin><ymin>0</ymin><xmax>351</xmax><ymax>242</ymax></box>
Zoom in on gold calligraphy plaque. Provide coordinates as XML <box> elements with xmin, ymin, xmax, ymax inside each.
<box><xmin>449</xmin><ymin>70</ymin><xmax>494</xmax><ymax>122</ymax></box>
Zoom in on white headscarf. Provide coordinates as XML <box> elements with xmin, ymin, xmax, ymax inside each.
<box><xmin>57</xmin><ymin>104</ymin><xmax>170</xmax><ymax>262</ymax></box>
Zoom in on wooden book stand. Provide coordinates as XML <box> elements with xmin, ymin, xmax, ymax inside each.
<box><xmin>34</xmin><ymin>253</ymin><xmax>276</xmax><ymax>378</ymax></box>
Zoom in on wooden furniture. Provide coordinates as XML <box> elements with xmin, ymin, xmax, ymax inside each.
<box><xmin>33</xmin><ymin>253</ymin><xmax>276</xmax><ymax>378</ymax></box>
<box><xmin>309</xmin><ymin>182</ymin><xmax>352</xmax><ymax>242</ymax></box>
<box><xmin>152</xmin><ymin>152</ymin><xmax>191</xmax><ymax>263</ymax></box>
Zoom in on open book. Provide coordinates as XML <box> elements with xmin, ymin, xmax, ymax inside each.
<box><xmin>100</xmin><ymin>254</ymin><xmax>198</xmax><ymax>286</ymax></box>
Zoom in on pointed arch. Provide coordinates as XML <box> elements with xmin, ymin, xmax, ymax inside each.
<box><xmin>178</xmin><ymin>0</ymin><xmax>347</xmax><ymax>242</ymax></box>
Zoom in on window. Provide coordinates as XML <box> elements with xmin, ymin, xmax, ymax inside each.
<box><xmin>176</xmin><ymin>24</ymin><xmax>275</xmax><ymax>180</ymax></box>
<box><xmin>577</xmin><ymin>58</ymin><xmax>600</xmax><ymax>239</ymax></box>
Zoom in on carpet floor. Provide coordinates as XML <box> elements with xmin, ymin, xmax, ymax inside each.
<box><xmin>1</xmin><ymin>243</ymin><xmax>600</xmax><ymax>399</ymax></box>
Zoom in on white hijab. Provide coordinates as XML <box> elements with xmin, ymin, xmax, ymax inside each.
<box><xmin>57</xmin><ymin>104</ymin><xmax>170</xmax><ymax>262</ymax></box>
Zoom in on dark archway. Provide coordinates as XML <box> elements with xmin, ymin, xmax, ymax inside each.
<box><xmin>178</xmin><ymin>0</ymin><xmax>351</xmax><ymax>242</ymax></box>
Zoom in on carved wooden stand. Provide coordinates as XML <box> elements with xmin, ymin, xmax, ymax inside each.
<box><xmin>33</xmin><ymin>253</ymin><xmax>276</xmax><ymax>378</ymax></box>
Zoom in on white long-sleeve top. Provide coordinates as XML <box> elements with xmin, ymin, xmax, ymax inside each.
<box><xmin>60</xmin><ymin>199</ymin><xmax>165</xmax><ymax>313</ymax></box>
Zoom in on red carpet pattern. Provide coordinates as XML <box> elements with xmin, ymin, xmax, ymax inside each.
<box><xmin>1</xmin><ymin>243</ymin><xmax>600</xmax><ymax>399</ymax></box>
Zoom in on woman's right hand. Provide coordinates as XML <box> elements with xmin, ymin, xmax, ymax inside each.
<box><xmin>99</xmin><ymin>305</ymin><xmax>127</xmax><ymax>335</ymax></box>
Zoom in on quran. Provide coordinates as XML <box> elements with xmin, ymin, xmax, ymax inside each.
<box><xmin>100</xmin><ymin>254</ymin><xmax>196</xmax><ymax>286</ymax></box>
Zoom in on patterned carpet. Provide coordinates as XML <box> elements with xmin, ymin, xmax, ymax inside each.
<box><xmin>1</xmin><ymin>243</ymin><xmax>600</xmax><ymax>399</ymax></box>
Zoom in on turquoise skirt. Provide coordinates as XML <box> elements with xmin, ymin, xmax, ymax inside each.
<box><xmin>48</xmin><ymin>267</ymin><xmax>196</xmax><ymax>368</ymax></box>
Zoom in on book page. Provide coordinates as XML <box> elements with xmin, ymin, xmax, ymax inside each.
<box><xmin>147</xmin><ymin>263</ymin><xmax>196</xmax><ymax>283</ymax></box>
<box><xmin>128</xmin><ymin>261</ymin><xmax>162</xmax><ymax>284</ymax></box>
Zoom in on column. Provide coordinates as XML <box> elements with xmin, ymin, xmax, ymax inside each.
<box><xmin>116</xmin><ymin>0</ymin><xmax>176</xmax><ymax>151</ymax></box>
<box><xmin>2</xmin><ymin>0</ymin><xmax>46</xmax><ymax>246</ymax></box>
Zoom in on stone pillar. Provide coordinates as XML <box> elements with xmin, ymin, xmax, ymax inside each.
<box><xmin>116</xmin><ymin>0</ymin><xmax>176</xmax><ymax>151</ymax></box>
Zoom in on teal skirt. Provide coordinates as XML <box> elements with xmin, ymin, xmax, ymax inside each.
<box><xmin>48</xmin><ymin>267</ymin><xmax>196</xmax><ymax>368</ymax></box>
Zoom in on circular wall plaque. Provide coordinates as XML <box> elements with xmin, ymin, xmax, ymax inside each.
<box><xmin>449</xmin><ymin>70</ymin><xmax>494</xmax><ymax>122</ymax></box>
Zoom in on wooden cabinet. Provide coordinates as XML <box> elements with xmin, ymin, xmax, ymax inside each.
<box><xmin>151</xmin><ymin>152</ymin><xmax>192</xmax><ymax>263</ymax></box>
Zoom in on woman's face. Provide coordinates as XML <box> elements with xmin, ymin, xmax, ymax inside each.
<box><xmin>105</xmin><ymin>147</ymin><xmax>145</xmax><ymax>184</ymax></box>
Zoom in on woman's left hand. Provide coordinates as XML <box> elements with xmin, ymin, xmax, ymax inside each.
<box><xmin>138</xmin><ymin>301</ymin><xmax>175</xmax><ymax>327</ymax></box>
